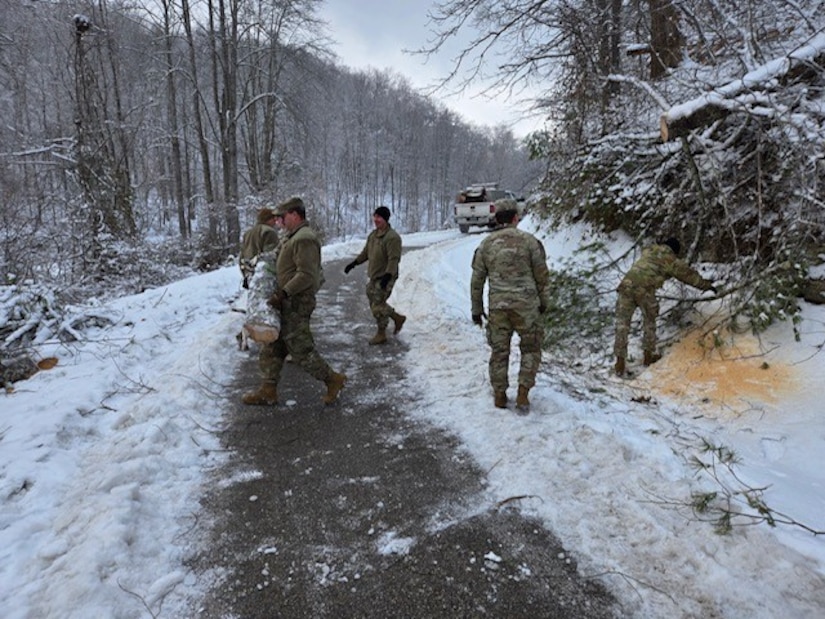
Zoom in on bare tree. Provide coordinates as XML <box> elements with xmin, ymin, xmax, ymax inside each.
<box><xmin>180</xmin><ymin>0</ymin><xmax>217</xmax><ymax>236</ymax></box>
<box><xmin>73</xmin><ymin>7</ymin><xmax>136</xmax><ymax>235</ymax></box>
<box><xmin>160</xmin><ymin>0</ymin><xmax>188</xmax><ymax>238</ymax></box>
<box><xmin>423</xmin><ymin>0</ymin><xmax>628</xmax><ymax>137</ymax></box>
<box><xmin>210</xmin><ymin>0</ymin><xmax>241</xmax><ymax>250</ymax></box>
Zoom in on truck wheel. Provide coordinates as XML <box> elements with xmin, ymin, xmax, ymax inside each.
<box><xmin>459</xmin><ymin>224</ymin><xmax>469</xmax><ymax>233</ymax></box>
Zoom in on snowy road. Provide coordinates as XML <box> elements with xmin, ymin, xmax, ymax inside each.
<box><xmin>187</xmin><ymin>253</ymin><xmax>617</xmax><ymax>617</ymax></box>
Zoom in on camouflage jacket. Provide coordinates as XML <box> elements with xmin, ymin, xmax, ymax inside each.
<box><xmin>239</xmin><ymin>223</ymin><xmax>279</xmax><ymax>277</ymax></box>
<box><xmin>276</xmin><ymin>222</ymin><xmax>323</xmax><ymax>297</ymax></box>
<box><xmin>470</xmin><ymin>225</ymin><xmax>551</xmax><ymax>315</ymax></box>
<box><xmin>353</xmin><ymin>225</ymin><xmax>402</xmax><ymax>280</ymax></box>
<box><xmin>619</xmin><ymin>244</ymin><xmax>712</xmax><ymax>292</ymax></box>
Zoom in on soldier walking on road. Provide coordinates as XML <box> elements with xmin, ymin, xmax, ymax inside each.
<box><xmin>471</xmin><ymin>199</ymin><xmax>551</xmax><ymax>413</ymax></box>
<box><xmin>613</xmin><ymin>237</ymin><xmax>716</xmax><ymax>376</ymax></box>
<box><xmin>344</xmin><ymin>206</ymin><xmax>407</xmax><ymax>345</ymax></box>
<box><xmin>242</xmin><ymin>197</ymin><xmax>347</xmax><ymax>406</ymax></box>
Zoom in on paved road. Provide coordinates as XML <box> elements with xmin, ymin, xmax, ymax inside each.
<box><xmin>188</xmin><ymin>254</ymin><xmax>617</xmax><ymax>618</ymax></box>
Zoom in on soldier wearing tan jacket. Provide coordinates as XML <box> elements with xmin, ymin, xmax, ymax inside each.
<box><xmin>614</xmin><ymin>238</ymin><xmax>716</xmax><ymax>376</ymax></box>
<box><xmin>242</xmin><ymin>197</ymin><xmax>346</xmax><ymax>407</ymax></box>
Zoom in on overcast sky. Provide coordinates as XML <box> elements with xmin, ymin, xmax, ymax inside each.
<box><xmin>317</xmin><ymin>0</ymin><xmax>544</xmax><ymax>137</ymax></box>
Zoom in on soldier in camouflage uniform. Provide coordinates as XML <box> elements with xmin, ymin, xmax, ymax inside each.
<box><xmin>470</xmin><ymin>199</ymin><xmax>551</xmax><ymax>413</ymax></box>
<box><xmin>343</xmin><ymin>206</ymin><xmax>407</xmax><ymax>345</ymax></box>
<box><xmin>613</xmin><ymin>237</ymin><xmax>716</xmax><ymax>376</ymax></box>
<box><xmin>239</xmin><ymin>208</ymin><xmax>280</xmax><ymax>288</ymax></box>
<box><xmin>242</xmin><ymin>197</ymin><xmax>347</xmax><ymax>406</ymax></box>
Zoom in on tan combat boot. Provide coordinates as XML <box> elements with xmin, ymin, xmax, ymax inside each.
<box><xmin>643</xmin><ymin>351</ymin><xmax>662</xmax><ymax>366</ymax></box>
<box><xmin>516</xmin><ymin>385</ymin><xmax>530</xmax><ymax>412</ymax></box>
<box><xmin>242</xmin><ymin>382</ymin><xmax>278</xmax><ymax>406</ymax></box>
<box><xmin>494</xmin><ymin>391</ymin><xmax>508</xmax><ymax>409</ymax></box>
<box><xmin>391</xmin><ymin>312</ymin><xmax>407</xmax><ymax>334</ymax></box>
<box><xmin>322</xmin><ymin>372</ymin><xmax>347</xmax><ymax>405</ymax></box>
<box><xmin>369</xmin><ymin>328</ymin><xmax>387</xmax><ymax>345</ymax></box>
<box><xmin>614</xmin><ymin>356</ymin><xmax>626</xmax><ymax>376</ymax></box>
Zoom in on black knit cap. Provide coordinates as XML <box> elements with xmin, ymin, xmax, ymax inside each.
<box><xmin>374</xmin><ymin>206</ymin><xmax>391</xmax><ymax>221</ymax></box>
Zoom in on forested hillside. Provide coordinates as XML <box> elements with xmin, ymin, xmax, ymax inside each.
<box><xmin>0</xmin><ymin>1</ymin><xmax>537</xmax><ymax>302</ymax></box>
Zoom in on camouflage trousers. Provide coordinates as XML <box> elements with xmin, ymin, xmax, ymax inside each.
<box><xmin>486</xmin><ymin>308</ymin><xmax>544</xmax><ymax>392</ymax></box>
<box><xmin>366</xmin><ymin>278</ymin><xmax>396</xmax><ymax>330</ymax></box>
<box><xmin>258</xmin><ymin>292</ymin><xmax>333</xmax><ymax>385</ymax></box>
<box><xmin>613</xmin><ymin>283</ymin><xmax>658</xmax><ymax>360</ymax></box>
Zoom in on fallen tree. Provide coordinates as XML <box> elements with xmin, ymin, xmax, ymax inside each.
<box><xmin>660</xmin><ymin>32</ymin><xmax>825</xmax><ymax>141</ymax></box>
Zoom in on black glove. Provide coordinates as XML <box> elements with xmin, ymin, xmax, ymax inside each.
<box><xmin>242</xmin><ymin>277</ymin><xmax>249</xmax><ymax>290</ymax></box>
<box><xmin>268</xmin><ymin>289</ymin><xmax>288</xmax><ymax>310</ymax></box>
<box><xmin>379</xmin><ymin>273</ymin><xmax>392</xmax><ymax>289</ymax></box>
<box><xmin>344</xmin><ymin>261</ymin><xmax>357</xmax><ymax>274</ymax></box>
<box><xmin>472</xmin><ymin>314</ymin><xmax>483</xmax><ymax>326</ymax></box>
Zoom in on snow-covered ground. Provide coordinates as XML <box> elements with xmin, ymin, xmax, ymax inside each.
<box><xmin>2</xmin><ymin>218</ymin><xmax>824</xmax><ymax>618</ymax></box>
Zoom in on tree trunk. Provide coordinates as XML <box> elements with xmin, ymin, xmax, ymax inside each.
<box><xmin>162</xmin><ymin>0</ymin><xmax>187</xmax><ymax>238</ymax></box>
<box><xmin>97</xmin><ymin>0</ymin><xmax>136</xmax><ymax>238</ymax></box>
<box><xmin>650</xmin><ymin>0</ymin><xmax>683</xmax><ymax>79</ymax></box>
<box><xmin>183</xmin><ymin>0</ymin><xmax>216</xmax><ymax>236</ymax></box>
<box><xmin>73</xmin><ymin>5</ymin><xmax>136</xmax><ymax>247</ymax></box>
<box><xmin>73</xmin><ymin>22</ymin><xmax>103</xmax><ymax>271</ymax></box>
<box><xmin>217</xmin><ymin>0</ymin><xmax>241</xmax><ymax>250</ymax></box>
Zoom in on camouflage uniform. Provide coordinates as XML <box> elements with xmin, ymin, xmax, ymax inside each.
<box><xmin>351</xmin><ymin>224</ymin><xmax>402</xmax><ymax>330</ymax></box>
<box><xmin>258</xmin><ymin>221</ymin><xmax>334</xmax><ymax>386</ymax></box>
<box><xmin>471</xmin><ymin>226</ymin><xmax>551</xmax><ymax>393</ymax></box>
<box><xmin>239</xmin><ymin>220</ymin><xmax>279</xmax><ymax>287</ymax></box>
<box><xmin>613</xmin><ymin>243</ymin><xmax>713</xmax><ymax>361</ymax></box>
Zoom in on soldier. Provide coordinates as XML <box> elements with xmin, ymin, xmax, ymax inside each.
<box><xmin>343</xmin><ymin>206</ymin><xmax>407</xmax><ymax>345</ymax></box>
<box><xmin>239</xmin><ymin>208</ymin><xmax>280</xmax><ymax>289</ymax></box>
<box><xmin>613</xmin><ymin>237</ymin><xmax>716</xmax><ymax>376</ymax></box>
<box><xmin>242</xmin><ymin>197</ymin><xmax>347</xmax><ymax>406</ymax></box>
<box><xmin>471</xmin><ymin>199</ymin><xmax>551</xmax><ymax>413</ymax></box>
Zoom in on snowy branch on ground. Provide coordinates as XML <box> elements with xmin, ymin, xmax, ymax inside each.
<box><xmin>0</xmin><ymin>284</ymin><xmax>115</xmax><ymax>352</ymax></box>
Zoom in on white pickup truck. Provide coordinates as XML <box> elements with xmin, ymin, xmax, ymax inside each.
<box><xmin>454</xmin><ymin>183</ymin><xmax>525</xmax><ymax>233</ymax></box>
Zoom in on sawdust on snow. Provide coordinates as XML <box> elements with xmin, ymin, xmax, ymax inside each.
<box><xmin>642</xmin><ymin>327</ymin><xmax>795</xmax><ymax>410</ymax></box>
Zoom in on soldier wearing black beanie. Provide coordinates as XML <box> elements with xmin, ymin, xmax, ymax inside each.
<box><xmin>343</xmin><ymin>206</ymin><xmax>407</xmax><ymax>344</ymax></box>
<box><xmin>374</xmin><ymin>206</ymin><xmax>391</xmax><ymax>221</ymax></box>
